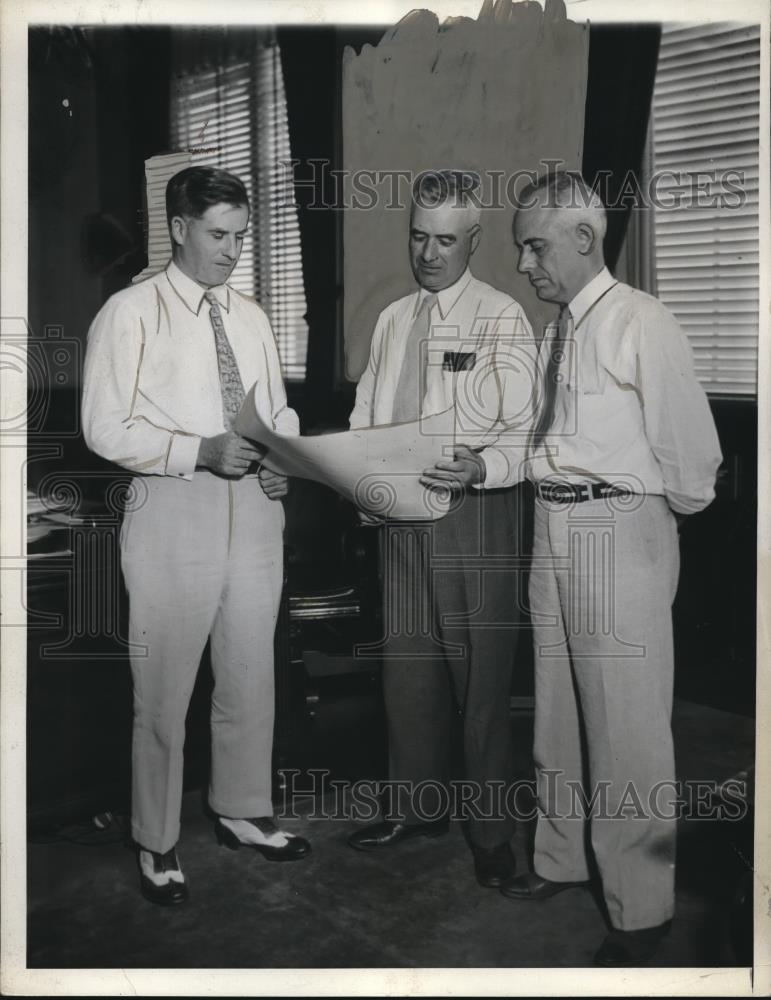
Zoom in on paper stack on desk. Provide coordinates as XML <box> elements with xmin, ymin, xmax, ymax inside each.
<box><xmin>131</xmin><ymin>151</ymin><xmax>193</xmax><ymax>284</ymax></box>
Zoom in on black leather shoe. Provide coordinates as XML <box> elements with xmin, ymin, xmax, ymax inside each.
<box><xmin>594</xmin><ymin>921</ymin><xmax>672</xmax><ymax>967</ymax></box>
<box><xmin>138</xmin><ymin>846</ymin><xmax>189</xmax><ymax>906</ymax></box>
<box><xmin>499</xmin><ymin>871</ymin><xmax>589</xmax><ymax>900</ymax></box>
<box><xmin>471</xmin><ymin>842</ymin><xmax>516</xmax><ymax>888</ymax></box>
<box><xmin>215</xmin><ymin>817</ymin><xmax>311</xmax><ymax>861</ymax></box>
<box><xmin>347</xmin><ymin>820</ymin><xmax>449</xmax><ymax>851</ymax></box>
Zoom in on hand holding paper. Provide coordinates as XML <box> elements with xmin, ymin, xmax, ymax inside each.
<box><xmin>235</xmin><ymin>384</ymin><xmax>457</xmax><ymax>521</ymax></box>
<box><xmin>258</xmin><ymin>467</ymin><xmax>289</xmax><ymax>499</ymax></box>
<box><xmin>197</xmin><ymin>429</ymin><xmax>264</xmax><ymax>477</ymax></box>
<box><xmin>420</xmin><ymin>445</ymin><xmax>486</xmax><ymax>490</ymax></box>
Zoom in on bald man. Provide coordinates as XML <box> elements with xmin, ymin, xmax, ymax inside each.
<box><xmin>501</xmin><ymin>171</ymin><xmax>722</xmax><ymax>966</ymax></box>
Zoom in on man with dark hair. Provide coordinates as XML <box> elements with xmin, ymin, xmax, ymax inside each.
<box><xmin>503</xmin><ymin>170</ymin><xmax>722</xmax><ymax>965</ymax></box>
<box><xmin>346</xmin><ymin>169</ymin><xmax>536</xmax><ymax>888</ymax></box>
<box><xmin>82</xmin><ymin>165</ymin><xmax>310</xmax><ymax>906</ymax></box>
<box><xmin>165</xmin><ymin>164</ymin><xmax>250</xmax><ymax>231</ymax></box>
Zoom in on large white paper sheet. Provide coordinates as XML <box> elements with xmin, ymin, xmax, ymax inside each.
<box><xmin>235</xmin><ymin>387</ymin><xmax>456</xmax><ymax>520</ymax></box>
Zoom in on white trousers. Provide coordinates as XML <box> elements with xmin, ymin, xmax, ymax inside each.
<box><xmin>530</xmin><ymin>494</ymin><xmax>679</xmax><ymax>930</ymax></box>
<box><xmin>121</xmin><ymin>472</ymin><xmax>284</xmax><ymax>854</ymax></box>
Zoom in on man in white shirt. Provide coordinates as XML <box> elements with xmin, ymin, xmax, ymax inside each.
<box><xmin>347</xmin><ymin>170</ymin><xmax>536</xmax><ymax>888</ymax></box>
<box><xmin>501</xmin><ymin>171</ymin><xmax>722</xmax><ymax>966</ymax></box>
<box><xmin>82</xmin><ymin>166</ymin><xmax>311</xmax><ymax>905</ymax></box>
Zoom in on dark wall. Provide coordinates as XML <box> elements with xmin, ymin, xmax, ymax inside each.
<box><xmin>29</xmin><ymin>28</ymin><xmax>103</xmax><ymax>398</ymax></box>
<box><xmin>28</xmin><ymin>26</ymin><xmax>172</xmax><ymax>496</ymax></box>
<box><xmin>674</xmin><ymin>398</ymin><xmax>757</xmax><ymax>716</ymax></box>
<box><xmin>278</xmin><ymin>26</ymin><xmax>385</xmax><ymax>430</ymax></box>
<box><xmin>27</xmin><ymin>27</ymin><xmax>173</xmax><ymax>827</ymax></box>
<box><xmin>92</xmin><ymin>28</ymin><xmax>172</xmax><ymax>301</ymax></box>
<box><xmin>29</xmin><ymin>27</ymin><xmax>171</xmax><ymax>388</ymax></box>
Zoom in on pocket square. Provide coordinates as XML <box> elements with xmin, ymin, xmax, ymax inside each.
<box><xmin>443</xmin><ymin>351</ymin><xmax>477</xmax><ymax>372</ymax></box>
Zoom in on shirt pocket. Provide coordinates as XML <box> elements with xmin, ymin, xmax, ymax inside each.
<box><xmin>579</xmin><ymin>363</ymin><xmax>608</xmax><ymax>396</ymax></box>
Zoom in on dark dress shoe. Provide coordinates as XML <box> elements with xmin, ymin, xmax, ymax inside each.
<box><xmin>347</xmin><ymin>819</ymin><xmax>449</xmax><ymax>851</ymax></box>
<box><xmin>138</xmin><ymin>846</ymin><xmax>189</xmax><ymax>906</ymax></box>
<box><xmin>471</xmin><ymin>842</ymin><xmax>516</xmax><ymax>888</ymax></box>
<box><xmin>594</xmin><ymin>921</ymin><xmax>672</xmax><ymax>967</ymax></box>
<box><xmin>499</xmin><ymin>871</ymin><xmax>589</xmax><ymax>901</ymax></box>
<box><xmin>215</xmin><ymin>817</ymin><xmax>311</xmax><ymax>861</ymax></box>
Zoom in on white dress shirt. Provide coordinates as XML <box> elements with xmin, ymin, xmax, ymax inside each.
<box><xmin>350</xmin><ymin>269</ymin><xmax>537</xmax><ymax>488</ymax></box>
<box><xmin>82</xmin><ymin>260</ymin><xmax>299</xmax><ymax>480</ymax></box>
<box><xmin>528</xmin><ymin>267</ymin><xmax>722</xmax><ymax>513</ymax></box>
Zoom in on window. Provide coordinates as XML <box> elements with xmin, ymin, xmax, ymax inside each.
<box><xmin>651</xmin><ymin>22</ymin><xmax>760</xmax><ymax>396</ymax></box>
<box><xmin>171</xmin><ymin>41</ymin><xmax>309</xmax><ymax>381</ymax></box>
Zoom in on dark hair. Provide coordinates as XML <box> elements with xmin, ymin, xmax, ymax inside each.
<box><xmin>166</xmin><ymin>165</ymin><xmax>249</xmax><ymax>227</ymax></box>
<box><xmin>516</xmin><ymin>170</ymin><xmax>603</xmax><ymax>211</ymax></box>
<box><xmin>411</xmin><ymin>169</ymin><xmax>482</xmax><ymax>214</ymax></box>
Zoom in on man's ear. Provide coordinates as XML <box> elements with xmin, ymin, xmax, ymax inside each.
<box><xmin>468</xmin><ymin>223</ymin><xmax>482</xmax><ymax>256</ymax></box>
<box><xmin>170</xmin><ymin>215</ymin><xmax>187</xmax><ymax>249</ymax></box>
<box><xmin>575</xmin><ymin>221</ymin><xmax>597</xmax><ymax>256</ymax></box>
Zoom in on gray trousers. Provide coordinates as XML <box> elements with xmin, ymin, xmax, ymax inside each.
<box><xmin>530</xmin><ymin>494</ymin><xmax>679</xmax><ymax>930</ymax></box>
<box><xmin>121</xmin><ymin>472</ymin><xmax>284</xmax><ymax>854</ymax></box>
<box><xmin>379</xmin><ymin>484</ymin><xmax>528</xmax><ymax>849</ymax></box>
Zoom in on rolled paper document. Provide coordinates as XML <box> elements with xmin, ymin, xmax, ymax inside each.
<box><xmin>235</xmin><ymin>385</ymin><xmax>457</xmax><ymax>521</ymax></box>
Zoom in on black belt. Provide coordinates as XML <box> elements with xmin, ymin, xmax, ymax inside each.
<box><xmin>536</xmin><ymin>481</ymin><xmax>633</xmax><ymax>504</ymax></box>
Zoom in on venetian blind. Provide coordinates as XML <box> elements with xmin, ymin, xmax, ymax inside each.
<box><xmin>171</xmin><ymin>46</ymin><xmax>309</xmax><ymax>381</ymax></box>
<box><xmin>652</xmin><ymin>22</ymin><xmax>760</xmax><ymax>396</ymax></box>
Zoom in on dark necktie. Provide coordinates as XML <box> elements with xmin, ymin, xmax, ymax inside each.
<box><xmin>205</xmin><ymin>290</ymin><xmax>246</xmax><ymax>429</ymax></box>
<box><xmin>391</xmin><ymin>293</ymin><xmax>437</xmax><ymax>423</ymax></box>
<box><xmin>532</xmin><ymin>306</ymin><xmax>571</xmax><ymax>451</ymax></box>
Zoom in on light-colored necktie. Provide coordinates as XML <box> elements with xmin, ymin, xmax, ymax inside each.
<box><xmin>391</xmin><ymin>293</ymin><xmax>437</xmax><ymax>423</ymax></box>
<box><xmin>532</xmin><ymin>306</ymin><xmax>571</xmax><ymax>451</ymax></box>
<box><xmin>205</xmin><ymin>290</ymin><xmax>246</xmax><ymax>429</ymax></box>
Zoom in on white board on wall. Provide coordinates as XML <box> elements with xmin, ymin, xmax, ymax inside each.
<box><xmin>342</xmin><ymin>0</ymin><xmax>589</xmax><ymax>381</ymax></box>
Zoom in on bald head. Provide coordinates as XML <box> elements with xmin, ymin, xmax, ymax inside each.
<box><xmin>513</xmin><ymin>172</ymin><xmax>607</xmax><ymax>304</ymax></box>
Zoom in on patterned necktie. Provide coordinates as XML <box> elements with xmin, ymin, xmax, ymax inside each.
<box><xmin>205</xmin><ymin>290</ymin><xmax>246</xmax><ymax>429</ymax></box>
<box><xmin>391</xmin><ymin>293</ymin><xmax>437</xmax><ymax>423</ymax></box>
<box><xmin>532</xmin><ymin>306</ymin><xmax>571</xmax><ymax>451</ymax></box>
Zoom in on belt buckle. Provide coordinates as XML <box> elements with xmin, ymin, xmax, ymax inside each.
<box><xmin>540</xmin><ymin>482</ymin><xmax>574</xmax><ymax>504</ymax></box>
<box><xmin>594</xmin><ymin>482</ymin><xmax>628</xmax><ymax>500</ymax></box>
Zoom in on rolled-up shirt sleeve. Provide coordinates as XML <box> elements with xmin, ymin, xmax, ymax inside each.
<box><xmin>635</xmin><ymin>303</ymin><xmax>723</xmax><ymax>514</ymax></box>
<box><xmin>82</xmin><ymin>296</ymin><xmax>201</xmax><ymax>479</ymax></box>
<box><xmin>476</xmin><ymin>303</ymin><xmax>538</xmax><ymax>490</ymax></box>
<box><xmin>349</xmin><ymin>314</ymin><xmax>386</xmax><ymax>430</ymax></box>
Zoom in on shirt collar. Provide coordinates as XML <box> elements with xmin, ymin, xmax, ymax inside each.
<box><xmin>414</xmin><ymin>268</ymin><xmax>473</xmax><ymax>320</ymax></box>
<box><xmin>566</xmin><ymin>266</ymin><xmax>614</xmax><ymax>326</ymax></box>
<box><xmin>165</xmin><ymin>259</ymin><xmax>231</xmax><ymax>316</ymax></box>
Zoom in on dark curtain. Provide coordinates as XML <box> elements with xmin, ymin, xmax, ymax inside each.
<box><xmin>277</xmin><ymin>27</ymin><xmax>385</xmax><ymax>427</ymax></box>
<box><xmin>582</xmin><ymin>24</ymin><xmax>662</xmax><ymax>271</ymax></box>
<box><xmin>276</xmin><ymin>27</ymin><xmax>341</xmax><ymax>425</ymax></box>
